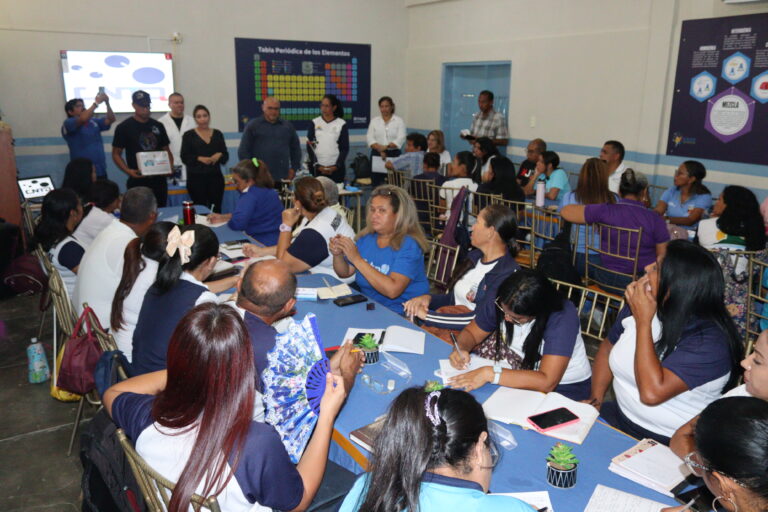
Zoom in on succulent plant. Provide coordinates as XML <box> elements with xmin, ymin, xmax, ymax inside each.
<box><xmin>546</xmin><ymin>442</ymin><xmax>579</xmax><ymax>470</ymax></box>
<box><xmin>424</xmin><ymin>380</ymin><xmax>444</xmax><ymax>392</ymax></box>
<box><xmin>356</xmin><ymin>333</ymin><xmax>378</xmax><ymax>350</ymax></box>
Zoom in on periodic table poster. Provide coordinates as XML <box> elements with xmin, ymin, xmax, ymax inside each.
<box><xmin>666</xmin><ymin>14</ymin><xmax>768</xmax><ymax>165</ymax></box>
<box><xmin>235</xmin><ymin>38</ymin><xmax>371</xmax><ymax>131</ymax></box>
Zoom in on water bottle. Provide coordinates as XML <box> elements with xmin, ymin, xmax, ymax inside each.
<box><xmin>535</xmin><ymin>180</ymin><xmax>546</xmax><ymax>207</ymax></box>
<box><xmin>27</xmin><ymin>337</ymin><xmax>50</xmax><ymax>384</ymax></box>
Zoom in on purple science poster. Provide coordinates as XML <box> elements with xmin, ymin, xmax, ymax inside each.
<box><xmin>666</xmin><ymin>13</ymin><xmax>768</xmax><ymax>165</ymax></box>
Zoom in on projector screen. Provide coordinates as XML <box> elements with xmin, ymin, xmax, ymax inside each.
<box><xmin>60</xmin><ymin>50</ymin><xmax>175</xmax><ymax>113</ymax></box>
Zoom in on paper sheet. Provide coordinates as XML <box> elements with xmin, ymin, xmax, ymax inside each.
<box><xmin>584</xmin><ymin>485</ymin><xmax>667</xmax><ymax>512</ymax></box>
<box><xmin>436</xmin><ymin>356</ymin><xmax>514</xmax><ymax>386</ymax></box>
<box><xmin>618</xmin><ymin>443</ymin><xmax>690</xmax><ymax>495</ymax></box>
<box><xmin>494</xmin><ymin>491</ymin><xmax>553</xmax><ymax>511</ymax></box>
<box><xmin>341</xmin><ymin>326</ymin><xmax>425</xmax><ymax>354</ymax></box>
<box><xmin>196</xmin><ymin>214</ymin><xmax>227</xmax><ymax>228</ymax></box>
<box><xmin>371</xmin><ymin>155</ymin><xmax>387</xmax><ymax>174</ymax></box>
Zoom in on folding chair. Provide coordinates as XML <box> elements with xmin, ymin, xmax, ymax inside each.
<box><xmin>531</xmin><ymin>207</ymin><xmax>563</xmax><ymax>267</ymax></box>
<box><xmin>550</xmin><ymin>279</ymin><xmax>625</xmax><ymax>360</ymax></box>
<box><xmin>116</xmin><ymin>429</ymin><xmax>222</xmax><ymax>511</ymax></box>
<box><xmin>386</xmin><ymin>169</ymin><xmax>406</xmax><ymax>189</ymax></box>
<box><xmin>745</xmin><ymin>251</ymin><xmax>768</xmax><ymax>357</ymax></box>
<box><xmin>584</xmin><ymin>223</ymin><xmax>643</xmax><ymax>297</ymax></box>
<box><xmin>469</xmin><ymin>190</ymin><xmax>502</xmax><ymax>225</ymax></box>
<box><xmin>426</xmin><ymin>182</ymin><xmax>446</xmax><ymax>239</ymax></box>
<box><xmin>497</xmin><ymin>199</ymin><xmax>534</xmax><ymax>268</ymax></box>
<box><xmin>408</xmin><ymin>178</ymin><xmax>438</xmax><ymax>238</ymax></box>
<box><xmin>426</xmin><ymin>240</ymin><xmax>460</xmax><ymax>293</ymax></box>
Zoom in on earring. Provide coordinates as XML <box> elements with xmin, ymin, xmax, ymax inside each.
<box><xmin>712</xmin><ymin>496</ymin><xmax>738</xmax><ymax>512</ymax></box>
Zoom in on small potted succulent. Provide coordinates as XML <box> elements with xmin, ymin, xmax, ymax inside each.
<box><xmin>546</xmin><ymin>442</ymin><xmax>579</xmax><ymax>488</ymax></box>
<box><xmin>424</xmin><ymin>380</ymin><xmax>444</xmax><ymax>392</ymax></box>
<box><xmin>355</xmin><ymin>333</ymin><xmax>380</xmax><ymax>364</ymax></box>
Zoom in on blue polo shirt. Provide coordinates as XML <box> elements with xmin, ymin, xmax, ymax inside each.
<box><xmin>354</xmin><ymin>233</ymin><xmax>429</xmax><ymax>313</ymax></box>
<box><xmin>660</xmin><ymin>187</ymin><xmax>712</xmax><ymax>228</ymax></box>
<box><xmin>62</xmin><ymin>116</ymin><xmax>110</xmax><ymax>177</ymax></box>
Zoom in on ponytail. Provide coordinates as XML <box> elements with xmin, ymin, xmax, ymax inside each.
<box><xmin>111</xmin><ymin>238</ymin><xmax>144</xmax><ymax>331</ymax></box>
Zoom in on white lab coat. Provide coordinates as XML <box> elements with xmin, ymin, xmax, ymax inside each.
<box><xmin>158</xmin><ymin>113</ymin><xmax>195</xmax><ymax>181</ymax></box>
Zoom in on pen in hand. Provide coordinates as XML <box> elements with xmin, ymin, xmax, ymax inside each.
<box><xmin>449</xmin><ymin>332</ymin><xmax>468</xmax><ymax>369</ymax></box>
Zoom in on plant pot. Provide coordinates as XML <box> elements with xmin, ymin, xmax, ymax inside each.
<box><xmin>361</xmin><ymin>347</ymin><xmax>380</xmax><ymax>364</ymax></box>
<box><xmin>546</xmin><ymin>463</ymin><xmax>577</xmax><ymax>488</ymax></box>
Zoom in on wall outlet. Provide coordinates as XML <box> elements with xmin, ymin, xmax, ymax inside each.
<box><xmin>529</xmin><ymin>116</ymin><xmax>536</xmax><ymax>128</ymax></box>
<box><xmin>172</xmin><ymin>32</ymin><xmax>182</xmax><ymax>44</ymax></box>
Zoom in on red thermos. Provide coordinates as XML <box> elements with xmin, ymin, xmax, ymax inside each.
<box><xmin>182</xmin><ymin>201</ymin><xmax>196</xmax><ymax>225</ymax></box>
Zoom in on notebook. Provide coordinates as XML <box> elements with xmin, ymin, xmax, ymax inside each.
<box><xmin>584</xmin><ymin>484</ymin><xmax>667</xmax><ymax>512</ymax></box>
<box><xmin>608</xmin><ymin>439</ymin><xmax>691</xmax><ymax>497</ymax></box>
<box><xmin>341</xmin><ymin>326</ymin><xmax>425</xmax><ymax>355</ymax></box>
<box><xmin>482</xmin><ymin>387</ymin><xmax>598</xmax><ymax>444</ymax></box>
<box><xmin>317</xmin><ymin>283</ymin><xmax>353</xmax><ymax>300</ymax></box>
<box><xmin>349</xmin><ymin>415</ymin><xmax>386</xmax><ymax>452</ymax></box>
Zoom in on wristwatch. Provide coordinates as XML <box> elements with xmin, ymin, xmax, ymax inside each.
<box><xmin>279</xmin><ymin>223</ymin><xmax>292</xmax><ymax>233</ymax></box>
<box><xmin>492</xmin><ymin>362</ymin><xmax>503</xmax><ymax>385</ymax></box>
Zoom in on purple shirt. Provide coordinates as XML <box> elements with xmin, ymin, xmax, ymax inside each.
<box><xmin>584</xmin><ymin>199</ymin><xmax>670</xmax><ymax>274</ymax></box>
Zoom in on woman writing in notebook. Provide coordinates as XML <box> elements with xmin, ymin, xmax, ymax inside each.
<box><xmin>339</xmin><ymin>387</ymin><xmax>531</xmax><ymax>512</ymax></box>
<box><xmin>662</xmin><ymin>397</ymin><xmax>768</xmax><ymax>512</ymax></box>
<box><xmin>586</xmin><ymin>240</ymin><xmax>742</xmax><ymax>445</ymax></box>
<box><xmin>448</xmin><ymin>269</ymin><xmax>592</xmax><ymax>401</ymax></box>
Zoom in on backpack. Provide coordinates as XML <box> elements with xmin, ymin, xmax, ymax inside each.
<box><xmin>0</xmin><ymin>220</ymin><xmax>47</xmax><ymax>298</ymax></box>
<box><xmin>94</xmin><ymin>350</ymin><xmax>133</xmax><ymax>398</ymax></box>
<box><xmin>350</xmin><ymin>153</ymin><xmax>371</xmax><ymax>180</ymax></box>
<box><xmin>80</xmin><ymin>408</ymin><xmax>146</xmax><ymax>512</ymax></box>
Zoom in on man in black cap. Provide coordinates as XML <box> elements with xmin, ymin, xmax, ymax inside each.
<box><xmin>112</xmin><ymin>90</ymin><xmax>173</xmax><ymax>206</ymax></box>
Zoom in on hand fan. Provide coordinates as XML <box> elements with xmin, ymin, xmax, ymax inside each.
<box><xmin>262</xmin><ymin>313</ymin><xmax>330</xmax><ymax>463</ymax></box>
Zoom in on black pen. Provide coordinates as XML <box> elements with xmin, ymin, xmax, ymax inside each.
<box><xmin>536</xmin><ymin>507</ymin><xmax>548</xmax><ymax>512</ymax></box>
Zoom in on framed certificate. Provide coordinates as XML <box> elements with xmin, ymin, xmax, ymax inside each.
<box><xmin>137</xmin><ymin>151</ymin><xmax>172</xmax><ymax>176</ymax></box>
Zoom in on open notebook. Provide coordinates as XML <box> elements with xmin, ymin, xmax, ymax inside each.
<box><xmin>584</xmin><ymin>485</ymin><xmax>667</xmax><ymax>512</ymax></box>
<box><xmin>342</xmin><ymin>326</ymin><xmax>425</xmax><ymax>355</ymax></box>
<box><xmin>609</xmin><ymin>439</ymin><xmax>690</xmax><ymax>497</ymax></box>
<box><xmin>482</xmin><ymin>387</ymin><xmax>598</xmax><ymax>444</ymax></box>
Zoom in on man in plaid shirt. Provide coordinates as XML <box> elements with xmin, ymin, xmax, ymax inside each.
<box><xmin>462</xmin><ymin>90</ymin><xmax>508</xmax><ymax>148</ymax></box>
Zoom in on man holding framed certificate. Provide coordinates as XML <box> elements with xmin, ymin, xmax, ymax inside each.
<box><xmin>112</xmin><ymin>90</ymin><xmax>173</xmax><ymax>206</ymax></box>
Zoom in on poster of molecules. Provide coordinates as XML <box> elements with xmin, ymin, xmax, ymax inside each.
<box><xmin>235</xmin><ymin>38</ymin><xmax>371</xmax><ymax>131</ymax></box>
<box><xmin>60</xmin><ymin>50</ymin><xmax>174</xmax><ymax>113</ymax></box>
<box><xmin>666</xmin><ymin>14</ymin><xmax>768</xmax><ymax>165</ymax></box>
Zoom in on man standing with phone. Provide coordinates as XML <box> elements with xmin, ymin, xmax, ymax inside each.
<box><xmin>61</xmin><ymin>91</ymin><xmax>116</xmax><ymax>178</ymax></box>
<box><xmin>112</xmin><ymin>90</ymin><xmax>173</xmax><ymax>206</ymax></box>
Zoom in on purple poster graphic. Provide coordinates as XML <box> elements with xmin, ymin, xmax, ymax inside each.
<box><xmin>666</xmin><ymin>13</ymin><xmax>768</xmax><ymax>165</ymax></box>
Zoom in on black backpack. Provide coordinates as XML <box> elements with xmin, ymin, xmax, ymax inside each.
<box><xmin>350</xmin><ymin>153</ymin><xmax>371</xmax><ymax>180</ymax></box>
<box><xmin>80</xmin><ymin>407</ymin><xmax>146</xmax><ymax>511</ymax></box>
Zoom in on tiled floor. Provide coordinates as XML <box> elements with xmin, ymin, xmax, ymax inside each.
<box><xmin>0</xmin><ymin>293</ymin><xmax>90</xmax><ymax>511</ymax></box>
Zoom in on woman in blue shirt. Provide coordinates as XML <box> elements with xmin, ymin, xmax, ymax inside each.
<box><xmin>207</xmin><ymin>158</ymin><xmax>283</xmax><ymax>245</ymax></box>
<box><xmin>654</xmin><ymin>160</ymin><xmax>712</xmax><ymax>229</ymax></box>
<box><xmin>523</xmin><ymin>150</ymin><xmax>570</xmax><ymax>201</ymax></box>
<box><xmin>331</xmin><ymin>185</ymin><xmax>429</xmax><ymax>312</ymax></box>
<box><xmin>339</xmin><ymin>387</ymin><xmax>531</xmax><ymax>512</ymax></box>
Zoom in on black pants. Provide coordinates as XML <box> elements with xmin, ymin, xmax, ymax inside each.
<box><xmin>187</xmin><ymin>171</ymin><xmax>225</xmax><ymax>213</ymax></box>
<box><xmin>127</xmin><ymin>175</ymin><xmax>168</xmax><ymax>207</ymax></box>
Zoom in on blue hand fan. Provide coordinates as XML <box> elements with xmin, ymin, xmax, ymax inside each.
<box><xmin>262</xmin><ymin>313</ymin><xmax>330</xmax><ymax>463</ymax></box>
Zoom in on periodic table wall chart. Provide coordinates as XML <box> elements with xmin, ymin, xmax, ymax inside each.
<box><xmin>666</xmin><ymin>13</ymin><xmax>768</xmax><ymax>165</ymax></box>
<box><xmin>235</xmin><ymin>38</ymin><xmax>371</xmax><ymax>132</ymax></box>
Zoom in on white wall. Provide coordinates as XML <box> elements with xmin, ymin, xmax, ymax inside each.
<box><xmin>405</xmin><ymin>0</ymin><xmax>768</xmax><ymax>199</ymax></box>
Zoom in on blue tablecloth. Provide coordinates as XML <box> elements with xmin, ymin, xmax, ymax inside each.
<box><xmin>166</xmin><ymin>184</ymin><xmax>239</xmax><ymax>214</ymax></box>
<box><xmin>157</xmin><ymin>205</ymin><xmax>258</xmax><ymax>245</ymax></box>
<box><xmin>293</xmin><ymin>274</ymin><xmax>677</xmax><ymax>510</ymax></box>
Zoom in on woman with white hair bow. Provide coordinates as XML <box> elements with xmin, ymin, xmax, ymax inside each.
<box><xmin>130</xmin><ymin>224</ymin><xmax>237</xmax><ymax>375</ymax></box>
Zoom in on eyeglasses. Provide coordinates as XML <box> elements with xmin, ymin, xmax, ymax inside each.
<box><xmin>684</xmin><ymin>452</ymin><xmax>747</xmax><ymax>488</ymax></box>
<box><xmin>479</xmin><ymin>439</ymin><xmax>501</xmax><ymax>470</ymax></box>
<box><xmin>494</xmin><ymin>299</ymin><xmax>528</xmax><ymax>325</ymax></box>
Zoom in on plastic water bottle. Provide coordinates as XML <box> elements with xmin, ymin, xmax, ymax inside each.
<box><xmin>535</xmin><ymin>180</ymin><xmax>546</xmax><ymax>207</ymax></box>
<box><xmin>27</xmin><ymin>337</ymin><xmax>50</xmax><ymax>384</ymax></box>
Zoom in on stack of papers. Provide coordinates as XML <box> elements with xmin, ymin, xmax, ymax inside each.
<box><xmin>482</xmin><ymin>387</ymin><xmax>598</xmax><ymax>444</ymax></box>
<box><xmin>584</xmin><ymin>485</ymin><xmax>667</xmax><ymax>512</ymax></box>
<box><xmin>342</xmin><ymin>326</ymin><xmax>425</xmax><ymax>355</ymax></box>
<box><xmin>608</xmin><ymin>439</ymin><xmax>690</xmax><ymax>497</ymax></box>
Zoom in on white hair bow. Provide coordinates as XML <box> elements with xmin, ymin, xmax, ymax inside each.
<box><xmin>166</xmin><ymin>225</ymin><xmax>195</xmax><ymax>265</ymax></box>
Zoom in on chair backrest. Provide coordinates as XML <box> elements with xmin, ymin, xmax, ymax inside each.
<box><xmin>469</xmin><ymin>190</ymin><xmax>502</xmax><ymax>225</ymax></box>
<box><xmin>337</xmin><ymin>204</ymin><xmax>355</xmax><ymax>231</ymax></box>
<box><xmin>496</xmin><ymin>198</ymin><xmax>534</xmax><ymax>268</ymax></box>
<box><xmin>745</xmin><ymin>251</ymin><xmax>768</xmax><ymax>357</ymax></box>
<box><xmin>531</xmin><ymin>207</ymin><xmax>563</xmax><ymax>264</ymax></box>
<box><xmin>116</xmin><ymin>429</ymin><xmax>222</xmax><ymax>512</ymax></box>
<box><xmin>426</xmin><ymin>182</ymin><xmax>446</xmax><ymax>238</ymax></box>
<box><xmin>426</xmin><ymin>240</ymin><xmax>460</xmax><ymax>292</ymax></box>
<box><xmin>47</xmin><ymin>263</ymin><xmax>78</xmax><ymax>338</ymax></box>
<box><xmin>585</xmin><ymin>222</ymin><xmax>643</xmax><ymax>295</ymax></box>
<box><xmin>83</xmin><ymin>303</ymin><xmax>129</xmax><ymax>384</ymax></box>
<box><xmin>550</xmin><ymin>279</ymin><xmax>626</xmax><ymax>359</ymax></box>
<box><xmin>386</xmin><ymin>168</ymin><xmax>406</xmax><ymax>189</ymax></box>
<box><xmin>409</xmin><ymin>178</ymin><xmax>438</xmax><ymax>238</ymax></box>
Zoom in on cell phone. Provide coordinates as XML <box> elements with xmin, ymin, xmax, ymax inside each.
<box><xmin>333</xmin><ymin>294</ymin><xmax>367</xmax><ymax>307</ymax></box>
<box><xmin>526</xmin><ymin>407</ymin><xmax>580</xmax><ymax>432</ymax></box>
<box><xmin>674</xmin><ymin>484</ymin><xmax>715</xmax><ymax>512</ymax></box>
<box><xmin>98</xmin><ymin>86</ymin><xmax>105</xmax><ymax>95</ymax></box>
<box><xmin>222</xmin><ymin>239</ymin><xmax>250</xmax><ymax>249</ymax></box>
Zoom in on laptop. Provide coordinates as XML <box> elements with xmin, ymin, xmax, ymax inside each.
<box><xmin>17</xmin><ymin>175</ymin><xmax>55</xmax><ymax>202</ymax></box>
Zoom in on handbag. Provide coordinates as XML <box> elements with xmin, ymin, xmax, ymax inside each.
<box><xmin>57</xmin><ymin>307</ymin><xmax>104</xmax><ymax>395</ymax></box>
